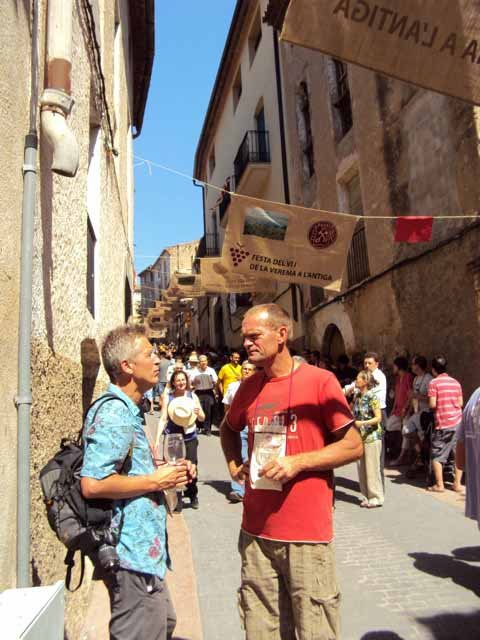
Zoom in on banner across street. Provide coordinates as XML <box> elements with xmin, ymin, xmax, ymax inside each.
<box><xmin>280</xmin><ymin>0</ymin><xmax>480</xmax><ymax>106</ymax></box>
<box><xmin>221</xmin><ymin>195</ymin><xmax>358</xmax><ymax>290</ymax></box>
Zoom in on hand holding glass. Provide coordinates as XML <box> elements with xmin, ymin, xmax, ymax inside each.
<box><xmin>164</xmin><ymin>434</ymin><xmax>186</xmax><ymax>464</ymax></box>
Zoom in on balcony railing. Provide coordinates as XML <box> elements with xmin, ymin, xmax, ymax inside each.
<box><xmin>234</xmin><ymin>130</ymin><xmax>270</xmax><ymax>187</ymax></box>
<box><xmin>196</xmin><ymin>233</ymin><xmax>220</xmax><ymax>260</ymax></box>
<box><xmin>205</xmin><ymin>233</ymin><xmax>219</xmax><ymax>256</ymax></box>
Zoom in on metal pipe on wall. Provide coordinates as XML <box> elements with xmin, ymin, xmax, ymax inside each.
<box><xmin>16</xmin><ymin>0</ymin><xmax>40</xmax><ymax>589</ymax></box>
<box><xmin>40</xmin><ymin>0</ymin><xmax>79</xmax><ymax>177</ymax></box>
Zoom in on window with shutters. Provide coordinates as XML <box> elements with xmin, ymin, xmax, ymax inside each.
<box><xmin>346</xmin><ymin>175</ymin><xmax>370</xmax><ymax>286</ymax></box>
<box><xmin>124</xmin><ymin>277</ymin><xmax>132</xmax><ymax>322</ymax></box>
<box><xmin>232</xmin><ymin>68</ymin><xmax>242</xmax><ymax>112</ymax></box>
<box><xmin>248</xmin><ymin>10</ymin><xmax>262</xmax><ymax>66</ymax></box>
<box><xmin>332</xmin><ymin>59</ymin><xmax>353</xmax><ymax>140</ymax></box>
<box><xmin>296</xmin><ymin>81</ymin><xmax>315</xmax><ymax>178</ymax></box>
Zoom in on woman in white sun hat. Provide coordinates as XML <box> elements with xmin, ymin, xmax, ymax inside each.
<box><xmin>160</xmin><ymin>369</ymin><xmax>205</xmax><ymax>512</ymax></box>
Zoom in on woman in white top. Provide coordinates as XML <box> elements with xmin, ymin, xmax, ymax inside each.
<box><xmin>160</xmin><ymin>370</ymin><xmax>205</xmax><ymax>511</ymax></box>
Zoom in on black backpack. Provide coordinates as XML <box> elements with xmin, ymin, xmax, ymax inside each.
<box><xmin>39</xmin><ymin>393</ymin><xmax>130</xmax><ymax>591</ymax></box>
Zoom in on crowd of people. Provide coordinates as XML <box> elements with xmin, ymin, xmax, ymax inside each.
<box><xmin>144</xmin><ymin>339</ymin><xmax>466</xmax><ymax>510</ymax></box>
<box><xmin>78</xmin><ymin>304</ymin><xmax>479</xmax><ymax>640</ymax></box>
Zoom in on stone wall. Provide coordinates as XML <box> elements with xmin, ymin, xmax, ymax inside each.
<box><xmin>281</xmin><ymin>42</ymin><xmax>480</xmax><ymax>399</ymax></box>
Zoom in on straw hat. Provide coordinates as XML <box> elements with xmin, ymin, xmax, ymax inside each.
<box><xmin>168</xmin><ymin>396</ymin><xmax>196</xmax><ymax>429</ymax></box>
<box><xmin>188</xmin><ymin>354</ymin><xmax>199</xmax><ymax>364</ymax></box>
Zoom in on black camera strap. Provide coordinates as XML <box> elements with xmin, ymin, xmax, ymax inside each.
<box><xmin>65</xmin><ymin>548</ymin><xmax>85</xmax><ymax>593</ymax></box>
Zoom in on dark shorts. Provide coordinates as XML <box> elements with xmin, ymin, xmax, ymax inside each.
<box><xmin>431</xmin><ymin>427</ymin><xmax>457</xmax><ymax>464</ymax></box>
<box><xmin>104</xmin><ymin>569</ymin><xmax>176</xmax><ymax>640</ymax></box>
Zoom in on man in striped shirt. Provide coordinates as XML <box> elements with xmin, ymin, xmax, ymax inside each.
<box><xmin>428</xmin><ymin>356</ymin><xmax>463</xmax><ymax>493</ymax></box>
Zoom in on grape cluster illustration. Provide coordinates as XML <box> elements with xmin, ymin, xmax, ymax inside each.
<box><xmin>230</xmin><ymin>245</ymin><xmax>250</xmax><ymax>266</ymax></box>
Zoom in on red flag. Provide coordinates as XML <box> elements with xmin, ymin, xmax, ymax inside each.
<box><xmin>394</xmin><ymin>217</ymin><xmax>433</xmax><ymax>243</ymax></box>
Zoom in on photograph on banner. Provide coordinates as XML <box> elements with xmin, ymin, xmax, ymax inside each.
<box><xmin>221</xmin><ymin>196</ymin><xmax>358</xmax><ymax>290</ymax></box>
<box><xmin>199</xmin><ymin>257</ymin><xmax>276</xmax><ymax>294</ymax></box>
<box><xmin>280</xmin><ymin>0</ymin><xmax>480</xmax><ymax>106</ymax></box>
<box><xmin>169</xmin><ymin>271</ymin><xmax>206</xmax><ymax>298</ymax></box>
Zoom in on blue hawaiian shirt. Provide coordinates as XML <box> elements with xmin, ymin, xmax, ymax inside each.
<box><xmin>80</xmin><ymin>384</ymin><xmax>169</xmax><ymax>578</ymax></box>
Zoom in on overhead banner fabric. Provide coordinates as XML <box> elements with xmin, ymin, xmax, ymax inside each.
<box><xmin>281</xmin><ymin>0</ymin><xmax>480</xmax><ymax>106</ymax></box>
<box><xmin>169</xmin><ymin>272</ymin><xmax>206</xmax><ymax>298</ymax></box>
<box><xmin>394</xmin><ymin>216</ymin><xmax>434</xmax><ymax>243</ymax></box>
<box><xmin>222</xmin><ymin>196</ymin><xmax>358</xmax><ymax>290</ymax></box>
<box><xmin>200</xmin><ymin>257</ymin><xmax>276</xmax><ymax>294</ymax></box>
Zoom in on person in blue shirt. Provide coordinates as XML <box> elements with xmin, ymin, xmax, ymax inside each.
<box><xmin>456</xmin><ymin>386</ymin><xmax>480</xmax><ymax>527</ymax></box>
<box><xmin>81</xmin><ymin>325</ymin><xmax>195</xmax><ymax>640</ymax></box>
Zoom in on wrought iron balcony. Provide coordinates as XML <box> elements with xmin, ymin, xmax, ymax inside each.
<box><xmin>205</xmin><ymin>233</ymin><xmax>219</xmax><ymax>256</ymax></box>
<box><xmin>234</xmin><ymin>130</ymin><xmax>271</xmax><ymax>187</ymax></box>
<box><xmin>196</xmin><ymin>233</ymin><xmax>220</xmax><ymax>259</ymax></box>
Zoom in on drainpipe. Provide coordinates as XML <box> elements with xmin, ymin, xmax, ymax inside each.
<box><xmin>40</xmin><ymin>0</ymin><xmax>79</xmax><ymax>177</ymax></box>
<box><xmin>16</xmin><ymin>0</ymin><xmax>40</xmax><ymax>589</ymax></box>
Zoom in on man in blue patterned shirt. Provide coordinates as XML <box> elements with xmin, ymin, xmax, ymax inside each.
<box><xmin>81</xmin><ymin>325</ymin><xmax>193</xmax><ymax>640</ymax></box>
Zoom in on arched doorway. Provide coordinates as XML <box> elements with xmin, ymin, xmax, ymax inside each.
<box><xmin>322</xmin><ymin>324</ymin><xmax>346</xmax><ymax>363</ymax></box>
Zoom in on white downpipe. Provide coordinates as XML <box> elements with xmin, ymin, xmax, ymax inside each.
<box><xmin>40</xmin><ymin>0</ymin><xmax>79</xmax><ymax>177</ymax></box>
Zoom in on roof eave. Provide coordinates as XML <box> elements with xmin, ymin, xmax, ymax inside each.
<box><xmin>130</xmin><ymin>0</ymin><xmax>155</xmax><ymax>138</ymax></box>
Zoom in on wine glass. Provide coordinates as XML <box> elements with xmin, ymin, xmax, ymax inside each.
<box><xmin>164</xmin><ymin>433</ymin><xmax>186</xmax><ymax>465</ymax></box>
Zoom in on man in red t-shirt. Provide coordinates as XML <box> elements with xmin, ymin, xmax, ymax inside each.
<box><xmin>427</xmin><ymin>355</ymin><xmax>463</xmax><ymax>493</ymax></box>
<box><xmin>220</xmin><ymin>304</ymin><xmax>363</xmax><ymax>640</ymax></box>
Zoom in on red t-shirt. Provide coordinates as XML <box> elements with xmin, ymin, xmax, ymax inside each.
<box><xmin>428</xmin><ymin>374</ymin><xmax>463</xmax><ymax>430</ymax></box>
<box><xmin>392</xmin><ymin>372</ymin><xmax>414</xmax><ymax>416</ymax></box>
<box><xmin>226</xmin><ymin>363</ymin><xmax>353</xmax><ymax>543</ymax></box>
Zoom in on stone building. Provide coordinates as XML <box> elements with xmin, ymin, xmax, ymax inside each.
<box><xmin>0</xmin><ymin>0</ymin><xmax>154</xmax><ymax>635</ymax></box>
<box><xmin>139</xmin><ymin>239</ymin><xmax>199</xmax><ymax>315</ymax></box>
<box><xmin>193</xmin><ymin>0</ymin><xmax>306</xmax><ymax>350</ymax></box>
<box><xmin>265</xmin><ymin>1</ymin><xmax>480</xmax><ymax>396</ymax></box>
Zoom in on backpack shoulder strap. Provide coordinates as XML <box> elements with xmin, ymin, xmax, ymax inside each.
<box><xmin>78</xmin><ymin>393</ymin><xmax>130</xmax><ymax>443</ymax></box>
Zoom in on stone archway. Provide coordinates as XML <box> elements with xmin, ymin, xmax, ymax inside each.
<box><xmin>322</xmin><ymin>324</ymin><xmax>346</xmax><ymax>362</ymax></box>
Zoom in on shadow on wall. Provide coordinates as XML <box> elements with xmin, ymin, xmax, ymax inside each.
<box><xmin>81</xmin><ymin>338</ymin><xmax>101</xmax><ymax>414</ymax></box>
<box><xmin>12</xmin><ymin>0</ymin><xmax>30</xmax><ymax>16</ymax></box>
<box><xmin>40</xmin><ymin>134</ymin><xmax>54</xmax><ymax>350</ymax></box>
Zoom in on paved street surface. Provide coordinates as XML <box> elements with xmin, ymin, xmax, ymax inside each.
<box><xmin>184</xmin><ymin>430</ymin><xmax>480</xmax><ymax>640</ymax></box>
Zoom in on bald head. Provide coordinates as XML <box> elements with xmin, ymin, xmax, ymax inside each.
<box><xmin>242</xmin><ymin>304</ymin><xmax>292</xmax><ymax>367</ymax></box>
<box><xmin>244</xmin><ymin>304</ymin><xmax>292</xmax><ymax>339</ymax></box>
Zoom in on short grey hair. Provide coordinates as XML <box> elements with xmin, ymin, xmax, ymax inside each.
<box><xmin>101</xmin><ymin>324</ymin><xmax>147</xmax><ymax>381</ymax></box>
<box><xmin>244</xmin><ymin>303</ymin><xmax>293</xmax><ymax>338</ymax></box>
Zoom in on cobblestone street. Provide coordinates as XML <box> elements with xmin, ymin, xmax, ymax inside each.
<box><xmin>182</xmin><ymin>430</ymin><xmax>480</xmax><ymax>640</ymax></box>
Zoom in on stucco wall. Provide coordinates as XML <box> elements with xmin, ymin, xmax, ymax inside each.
<box><xmin>0</xmin><ymin>0</ymin><xmax>31</xmax><ymax>592</ymax></box>
<box><xmin>1</xmin><ymin>1</ymin><xmax>138</xmax><ymax>637</ymax></box>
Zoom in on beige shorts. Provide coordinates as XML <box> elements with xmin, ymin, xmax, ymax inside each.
<box><xmin>237</xmin><ymin>530</ymin><xmax>340</xmax><ymax>640</ymax></box>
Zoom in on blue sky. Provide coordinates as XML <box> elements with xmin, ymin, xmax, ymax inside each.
<box><xmin>133</xmin><ymin>2</ymin><xmax>236</xmax><ymax>274</ymax></box>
